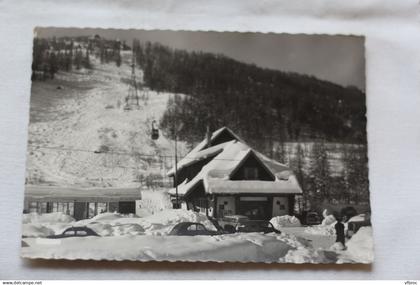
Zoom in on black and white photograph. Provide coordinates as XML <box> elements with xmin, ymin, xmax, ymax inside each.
<box><xmin>21</xmin><ymin>27</ymin><xmax>372</xmax><ymax>263</ymax></box>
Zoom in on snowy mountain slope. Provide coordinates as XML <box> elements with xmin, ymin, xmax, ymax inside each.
<box><xmin>26</xmin><ymin>52</ymin><xmax>187</xmax><ymax>187</ymax></box>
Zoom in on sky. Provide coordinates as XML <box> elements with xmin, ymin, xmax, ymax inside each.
<box><xmin>36</xmin><ymin>28</ymin><xmax>365</xmax><ymax>90</ymax></box>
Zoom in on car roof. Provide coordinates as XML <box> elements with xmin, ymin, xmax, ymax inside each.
<box><xmin>177</xmin><ymin>222</ymin><xmax>202</xmax><ymax>225</ymax></box>
<box><xmin>173</xmin><ymin>222</ymin><xmax>203</xmax><ymax>228</ymax></box>
<box><xmin>64</xmin><ymin>226</ymin><xmax>93</xmax><ymax>231</ymax></box>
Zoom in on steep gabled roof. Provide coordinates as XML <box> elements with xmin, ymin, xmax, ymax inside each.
<box><xmin>167</xmin><ymin>127</ymin><xmax>243</xmax><ymax>176</ymax></box>
<box><xmin>191</xmin><ymin>126</ymin><xmax>243</xmax><ymax>152</ymax></box>
<box><xmin>168</xmin><ymin>140</ymin><xmax>301</xmax><ymax>197</ymax></box>
<box><xmin>167</xmin><ymin>141</ymin><xmax>231</xmax><ymax>176</ymax></box>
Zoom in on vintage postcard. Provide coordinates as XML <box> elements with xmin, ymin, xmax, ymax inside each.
<box><xmin>21</xmin><ymin>28</ymin><xmax>372</xmax><ymax>263</ymax></box>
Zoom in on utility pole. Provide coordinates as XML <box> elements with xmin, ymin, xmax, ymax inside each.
<box><xmin>151</xmin><ymin>115</ymin><xmax>180</xmax><ymax>208</ymax></box>
<box><xmin>124</xmin><ymin>52</ymin><xmax>140</xmax><ymax>110</ymax></box>
<box><xmin>174</xmin><ymin>124</ymin><xmax>179</xmax><ymax>208</ymax></box>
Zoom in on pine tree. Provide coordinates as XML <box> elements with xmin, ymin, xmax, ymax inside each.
<box><xmin>343</xmin><ymin>145</ymin><xmax>369</xmax><ymax>204</ymax></box>
<box><xmin>116</xmin><ymin>49</ymin><xmax>121</xmax><ymax>67</ymax></box>
<box><xmin>74</xmin><ymin>48</ymin><xmax>82</xmax><ymax>70</ymax></box>
<box><xmin>48</xmin><ymin>52</ymin><xmax>58</xmax><ymax>79</ymax></box>
<box><xmin>100</xmin><ymin>42</ymin><xmax>105</xmax><ymax>64</ymax></box>
<box><xmin>83</xmin><ymin>49</ymin><xmax>91</xmax><ymax>69</ymax></box>
<box><xmin>274</xmin><ymin>142</ymin><xmax>286</xmax><ymax>164</ymax></box>
<box><xmin>65</xmin><ymin>50</ymin><xmax>72</xmax><ymax>71</ymax></box>
<box><xmin>309</xmin><ymin>141</ymin><xmax>331</xmax><ymax>203</ymax></box>
<box><xmin>289</xmin><ymin>143</ymin><xmax>310</xmax><ymax>209</ymax></box>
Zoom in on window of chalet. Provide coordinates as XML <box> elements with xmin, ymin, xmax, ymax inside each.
<box><xmin>244</xmin><ymin>167</ymin><xmax>259</xmax><ymax>180</ymax></box>
<box><xmin>230</xmin><ymin>152</ymin><xmax>275</xmax><ymax>181</ymax></box>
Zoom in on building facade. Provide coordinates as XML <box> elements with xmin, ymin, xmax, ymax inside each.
<box><xmin>23</xmin><ymin>185</ymin><xmax>141</xmax><ymax>220</ymax></box>
<box><xmin>168</xmin><ymin>127</ymin><xmax>302</xmax><ymax>220</ymax></box>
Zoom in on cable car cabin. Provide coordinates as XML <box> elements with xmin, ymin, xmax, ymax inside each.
<box><xmin>151</xmin><ymin>128</ymin><xmax>159</xmax><ymax>140</ymax></box>
<box><xmin>151</xmin><ymin>121</ymin><xmax>159</xmax><ymax>140</ymax></box>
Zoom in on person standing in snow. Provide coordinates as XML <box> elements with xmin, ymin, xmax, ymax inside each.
<box><xmin>334</xmin><ymin>215</ymin><xmax>346</xmax><ymax>249</ymax></box>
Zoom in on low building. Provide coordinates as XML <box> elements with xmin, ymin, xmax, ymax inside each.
<box><xmin>168</xmin><ymin>127</ymin><xmax>302</xmax><ymax>220</ymax></box>
<box><xmin>23</xmin><ymin>185</ymin><xmax>141</xmax><ymax>220</ymax></box>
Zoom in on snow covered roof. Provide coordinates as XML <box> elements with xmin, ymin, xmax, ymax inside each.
<box><xmin>166</xmin><ymin>141</ymin><xmax>230</xmax><ymax>176</ymax></box>
<box><xmin>168</xmin><ymin>139</ymin><xmax>302</xmax><ymax>197</ymax></box>
<box><xmin>25</xmin><ymin>185</ymin><xmax>141</xmax><ymax>202</ymax></box>
<box><xmin>167</xmin><ymin>127</ymin><xmax>243</xmax><ymax>176</ymax></box>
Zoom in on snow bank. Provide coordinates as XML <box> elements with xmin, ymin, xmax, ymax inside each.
<box><xmin>305</xmin><ymin>224</ymin><xmax>336</xmax><ymax>236</ymax></box>
<box><xmin>304</xmin><ymin>213</ymin><xmax>339</xmax><ymax>236</ymax></box>
<box><xmin>143</xmin><ymin>209</ymin><xmax>216</xmax><ymax>230</ymax></box>
<box><xmin>21</xmin><ymin>213</ymin><xmax>75</xmax><ymax>237</ymax></box>
<box><xmin>21</xmin><ymin>210</ymin><xmax>350</xmax><ymax>263</ymax></box>
<box><xmin>22</xmin><ymin>212</ymin><xmax>75</xmax><ymax>224</ymax></box>
<box><xmin>76</xmin><ymin>212</ymin><xmax>126</xmax><ymax>223</ymax></box>
<box><xmin>22</xmin><ymin>232</ymin><xmax>294</xmax><ymax>262</ymax></box>
<box><xmin>270</xmin><ymin>215</ymin><xmax>301</xmax><ymax>229</ymax></box>
<box><xmin>22</xmin><ymin>224</ymin><xmax>54</xmax><ymax>237</ymax></box>
<box><xmin>277</xmin><ymin>232</ymin><xmax>334</xmax><ymax>263</ymax></box>
<box><xmin>330</xmin><ymin>242</ymin><xmax>346</xmax><ymax>251</ymax></box>
<box><xmin>71</xmin><ymin>213</ymin><xmax>145</xmax><ymax>236</ymax></box>
<box><xmin>22</xmin><ymin>209</ymin><xmax>215</xmax><ymax>238</ymax></box>
<box><xmin>280</xmin><ymin>247</ymin><xmax>329</xmax><ymax>263</ymax></box>
<box><xmin>67</xmin><ymin>209</ymin><xmax>216</xmax><ymax>237</ymax></box>
<box><xmin>338</xmin><ymin>227</ymin><xmax>374</xmax><ymax>263</ymax></box>
<box><xmin>321</xmin><ymin>214</ymin><xmax>336</xmax><ymax>226</ymax></box>
<box><xmin>89</xmin><ymin>223</ymin><xmax>145</xmax><ymax>237</ymax></box>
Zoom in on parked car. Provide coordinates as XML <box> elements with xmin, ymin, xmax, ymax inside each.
<box><xmin>168</xmin><ymin>222</ymin><xmax>220</xmax><ymax>236</ymax></box>
<box><xmin>47</xmin><ymin>226</ymin><xmax>100</xmax><ymax>239</ymax></box>
<box><xmin>235</xmin><ymin>220</ymin><xmax>281</xmax><ymax>234</ymax></box>
<box><xmin>305</xmin><ymin>211</ymin><xmax>321</xmax><ymax>225</ymax></box>
<box><xmin>218</xmin><ymin>215</ymin><xmax>250</xmax><ymax>233</ymax></box>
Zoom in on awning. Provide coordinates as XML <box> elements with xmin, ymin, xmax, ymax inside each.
<box><xmin>24</xmin><ymin>185</ymin><xmax>142</xmax><ymax>202</ymax></box>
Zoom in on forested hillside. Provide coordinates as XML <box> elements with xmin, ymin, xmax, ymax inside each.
<box><xmin>132</xmin><ymin>42</ymin><xmax>366</xmax><ymax>150</ymax></box>
<box><xmin>29</xmin><ymin>35</ymin><xmax>369</xmax><ymax>206</ymax></box>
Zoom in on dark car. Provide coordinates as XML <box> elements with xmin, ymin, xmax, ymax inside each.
<box><xmin>47</xmin><ymin>226</ymin><xmax>100</xmax><ymax>239</ymax></box>
<box><xmin>305</xmin><ymin>211</ymin><xmax>321</xmax><ymax>225</ymax></box>
<box><xmin>168</xmin><ymin>222</ymin><xmax>220</xmax><ymax>236</ymax></box>
<box><xmin>235</xmin><ymin>220</ymin><xmax>281</xmax><ymax>234</ymax></box>
<box><xmin>218</xmin><ymin>215</ymin><xmax>250</xmax><ymax>233</ymax></box>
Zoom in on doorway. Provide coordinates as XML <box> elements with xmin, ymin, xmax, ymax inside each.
<box><xmin>237</xmin><ymin>197</ymin><xmax>270</xmax><ymax>220</ymax></box>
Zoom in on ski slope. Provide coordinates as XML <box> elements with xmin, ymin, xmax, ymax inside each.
<box><xmin>26</xmin><ymin>52</ymin><xmax>187</xmax><ymax>187</ymax></box>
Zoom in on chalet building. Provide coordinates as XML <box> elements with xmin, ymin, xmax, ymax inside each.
<box><xmin>23</xmin><ymin>185</ymin><xmax>141</xmax><ymax>220</ymax></box>
<box><xmin>168</xmin><ymin>127</ymin><xmax>302</xmax><ymax>220</ymax></box>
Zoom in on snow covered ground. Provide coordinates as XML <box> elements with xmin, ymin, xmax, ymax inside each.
<box><xmin>22</xmin><ymin>233</ymin><xmax>296</xmax><ymax>262</ymax></box>
<box><xmin>23</xmin><ymin>52</ymin><xmax>373</xmax><ymax>263</ymax></box>
<box><xmin>27</xmin><ymin>54</ymin><xmax>187</xmax><ymax>188</ymax></box>
<box><xmin>22</xmin><ymin>209</ymin><xmax>216</xmax><ymax>237</ymax></box>
<box><xmin>25</xmin><ymin>51</ymin><xmax>355</xmax><ymax>187</ymax></box>
<box><xmin>21</xmin><ymin>210</ymin><xmax>373</xmax><ymax>263</ymax></box>
<box><xmin>270</xmin><ymin>215</ymin><xmax>302</xmax><ymax>229</ymax></box>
